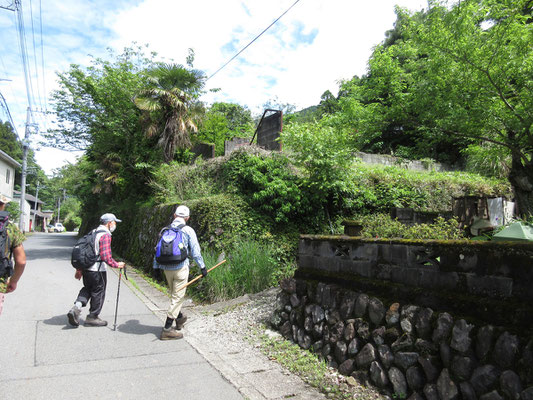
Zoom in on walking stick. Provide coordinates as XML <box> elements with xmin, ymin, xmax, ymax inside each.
<box><xmin>113</xmin><ymin>265</ymin><xmax>126</xmax><ymax>331</ymax></box>
<box><xmin>175</xmin><ymin>259</ymin><xmax>227</xmax><ymax>292</ymax></box>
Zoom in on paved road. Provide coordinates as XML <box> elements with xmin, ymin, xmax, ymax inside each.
<box><xmin>0</xmin><ymin>232</ymin><xmax>243</xmax><ymax>400</ymax></box>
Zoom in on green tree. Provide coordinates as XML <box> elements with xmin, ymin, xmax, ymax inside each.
<box><xmin>0</xmin><ymin>121</ymin><xmax>22</xmax><ymax>159</ymax></box>
<box><xmin>46</xmin><ymin>46</ymin><xmax>162</xmax><ymax>213</ymax></box>
<box><xmin>197</xmin><ymin>102</ymin><xmax>253</xmax><ymax>156</ymax></box>
<box><xmin>330</xmin><ymin>0</ymin><xmax>532</xmax><ymax>215</ymax></box>
<box><xmin>280</xmin><ymin>121</ymin><xmax>355</xmax><ymax>215</ymax></box>
<box><xmin>318</xmin><ymin>90</ymin><xmax>339</xmax><ymax>115</ymax></box>
<box><xmin>402</xmin><ymin>0</ymin><xmax>533</xmax><ymax>215</ymax></box>
<box><xmin>134</xmin><ymin>63</ymin><xmax>205</xmax><ymax>162</ymax></box>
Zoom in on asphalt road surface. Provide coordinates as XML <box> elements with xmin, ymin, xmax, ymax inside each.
<box><xmin>0</xmin><ymin>232</ymin><xmax>243</xmax><ymax>400</ymax></box>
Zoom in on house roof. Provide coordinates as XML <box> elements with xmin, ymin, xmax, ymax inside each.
<box><xmin>0</xmin><ymin>149</ymin><xmax>21</xmax><ymax>168</ymax></box>
<box><xmin>13</xmin><ymin>190</ymin><xmax>44</xmax><ymax>204</ymax></box>
<box><xmin>30</xmin><ymin>209</ymin><xmax>48</xmax><ymax>217</ymax></box>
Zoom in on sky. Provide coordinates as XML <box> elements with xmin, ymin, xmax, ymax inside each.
<box><xmin>0</xmin><ymin>0</ymin><xmax>428</xmax><ymax>175</ymax></box>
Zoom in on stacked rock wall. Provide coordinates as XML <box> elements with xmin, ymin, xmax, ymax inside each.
<box><xmin>271</xmin><ymin>236</ymin><xmax>533</xmax><ymax>399</ymax></box>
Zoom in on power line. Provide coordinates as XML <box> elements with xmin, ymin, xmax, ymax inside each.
<box><xmin>0</xmin><ymin>90</ymin><xmax>19</xmax><ymax>136</ymax></box>
<box><xmin>29</xmin><ymin>0</ymin><xmax>44</xmax><ymax>112</ymax></box>
<box><xmin>14</xmin><ymin>0</ymin><xmax>37</xmax><ymax>112</ymax></box>
<box><xmin>0</xmin><ymin>1</ymin><xmax>16</xmax><ymax>11</ymax></box>
<box><xmin>207</xmin><ymin>0</ymin><xmax>302</xmax><ymax>81</ymax></box>
<box><xmin>39</xmin><ymin>0</ymin><xmax>47</xmax><ymax>114</ymax></box>
<box><xmin>0</xmin><ymin>52</ymin><xmax>24</xmax><ymax>122</ymax></box>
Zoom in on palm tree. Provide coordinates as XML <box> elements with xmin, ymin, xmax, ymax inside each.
<box><xmin>134</xmin><ymin>63</ymin><xmax>205</xmax><ymax>162</ymax></box>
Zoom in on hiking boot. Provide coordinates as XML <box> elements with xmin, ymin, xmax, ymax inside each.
<box><xmin>175</xmin><ymin>314</ymin><xmax>188</xmax><ymax>330</ymax></box>
<box><xmin>67</xmin><ymin>306</ymin><xmax>81</xmax><ymax>327</ymax></box>
<box><xmin>160</xmin><ymin>327</ymin><xmax>183</xmax><ymax>340</ymax></box>
<box><xmin>84</xmin><ymin>315</ymin><xmax>108</xmax><ymax>327</ymax></box>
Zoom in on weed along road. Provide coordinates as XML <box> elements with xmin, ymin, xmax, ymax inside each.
<box><xmin>0</xmin><ymin>232</ymin><xmax>243</xmax><ymax>400</ymax></box>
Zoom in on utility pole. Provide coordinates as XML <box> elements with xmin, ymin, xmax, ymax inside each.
<box><xmin>57</xmin><ymin>188</ymin><xmax>65</xmax><ymax>224</ymax></box>
<box><xmin>19</xmin><ymin>107</ymin><xmax>31</xmax><ymax>232</ymax></box>
<box><xmin>33</xmin><ymin>181</ymin><xmax>40</xmax><ymax>231</ymax></box>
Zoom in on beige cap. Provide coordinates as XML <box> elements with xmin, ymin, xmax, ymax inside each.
<box><xmin>0</xmin><ymin>194</ymin><xmax>11</xmax><ymax>204</ymax></box>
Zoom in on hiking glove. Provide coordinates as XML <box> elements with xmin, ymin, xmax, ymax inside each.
<box><xmin>201</xmin><ymin>268</ymin><xmax>208</xmax><ymax>278</ymax></box>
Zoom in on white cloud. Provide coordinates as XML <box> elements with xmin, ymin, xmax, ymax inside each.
<box><xmin>1</xmin><ymin>0</ymin><xmax>427</xmax><ymax>174</ymax></box>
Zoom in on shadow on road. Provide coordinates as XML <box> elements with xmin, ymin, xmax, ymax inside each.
<box><xmin>26</xmin><ymin>249</ymin><xmax>72</xmax><ymax>261</ymax></box>
<box><xmin>42</xmin><ymin>314</ymin><xmax>80</xmax><ymax>330</ymax></box>
<box><xmin>118</xmin><ymin>319</ymin><xmax>161</xmax><ymax>338</ymax></box>
<box><xmin>25</xmin><ymin>234</ymin><xmax>77</xmax><ymax>261</ymax></box>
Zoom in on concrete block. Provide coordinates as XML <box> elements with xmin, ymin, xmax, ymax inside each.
<box><xmin>466</xmin><ymin>275</ymin><xmax>513</xmax><ymax>298</ymax></box>
<box><xmin>391</xmin><ymin>266</ymin><xmax>420</xmax><ymax>287</ymax></box>
<box><xmin>347</xmin><ymin>260</ymin><xmax>373</xmax><ymax>278</ymax></box>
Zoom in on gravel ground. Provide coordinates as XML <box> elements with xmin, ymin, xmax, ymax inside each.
<box><xmin>182</xmin><ymin>287</ymin><xmax>386</xmax><ymax>400</ymax></box>
<box><xmin>122</xmin><ymin>266</ymin><xmax>385</xmax><ymax>399</ymax></box>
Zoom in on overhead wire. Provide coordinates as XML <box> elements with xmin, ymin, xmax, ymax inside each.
<box><xmin>0</xmin><ymin>90</ymin><xmax>19</xmax><ymax>136</ymax></box>
<box><xmin>14</xmin><ymin>0</ymin><xmax>39</xmax><ymax>129</ymax></box>
<box><xmin>0</xmin><ymin>52</ymin><xmax>23</xmax><ymax>126</ymax></box>
<box><xmin>38</xmin><ymin>0</ymin><xmax>47</xmax><ymax>115</ymax></box>
<box><xmin>207</xmin><ymin>0</ymin><xmax>301</xmax><ymax>81</ymax></box>
<box><xmin>29</xmin><ymin>0</ymin><xmax>44</xmax><ymax>113</ymax></box>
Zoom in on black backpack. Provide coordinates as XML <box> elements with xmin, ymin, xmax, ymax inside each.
<box><xmin>0</xmin><ymin>211</ymin><xmax>13</xmax><ymax>278</ymax></box>
<box><xmin>71</xmin><ymin>229</ymin><xmax>105</xmax><ymax>270</ymax></box>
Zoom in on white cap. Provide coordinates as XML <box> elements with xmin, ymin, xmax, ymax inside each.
<box><xmin>100</xmin><ymin>213</ymin><xmax>122</xmax><ymax>223</ymax></box>
<box><xmin>175</xmin><ymin>205</ymin><xmax>190</xmax><ymax>217</ymax></box>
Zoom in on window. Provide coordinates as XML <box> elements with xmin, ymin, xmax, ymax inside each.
<box><xmin>6</xmin><ymin>168</ymin><xmax>10</xmax><ymax>184</ymax></box>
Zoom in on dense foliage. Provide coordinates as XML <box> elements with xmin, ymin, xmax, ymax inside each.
<box><xmin>320</xmin><ymin>0</ymin><xmax>532</xmax><ymax>215</ymax></box>
<box><xmin>356</xmin><ymin>214</ymin><xmax>464</xmax><ymax>240</ymax></box>
<box><xmin>196</xmin><ymin>102</ymin><xmax>254</xmax><ymax>156</ymax></box>
<box><xmin>18</xmin><ymin>0</ymin><xmax>528</xmax><ymax>300</ymax></box>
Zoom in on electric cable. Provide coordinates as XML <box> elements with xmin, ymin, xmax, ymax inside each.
<box><xmin>0</xmin><ymin>52</ymin><xmax>24</xmax><ymax>124</ymax></box>
<box><xmin>15</xmin><ymin>0</ymin><xmax>38</xmax><ymax>116</ymax></box>
<box><xmin>29</xmin><ymin>0</ymin><xmax>44</xmax><ymax>112</ymax></box>
<box><xmin>39</xmin><ymin>0</ymin><xmax>47</xmax><ymax>114</ymax></box>
<box><xmin>207</xmin><ymin>0</ymin><xmax>301</xmax><ymax>81</ymax></box>
<box><xmin>0</xmin><ymin>90</ymin><xmax>19</xmax><ymax>136</ymax></box>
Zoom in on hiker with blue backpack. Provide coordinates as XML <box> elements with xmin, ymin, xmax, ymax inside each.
<box><xmin>154</xmin><ymin>205</ymin><xmax>207</xmax><ymax>340</ymax></box>
<box><xmin>67</xmin><ymin>213</ymin><xmax>125</xmax><ymax>327</ymax></box>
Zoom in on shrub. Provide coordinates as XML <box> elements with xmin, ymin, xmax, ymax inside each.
<box><xmin>222</xmin><ymin>149</ymin><xmax>311</xmax><ymax>223</ymax></box>
<box><xmin>149</xmin><ymin>158</ymin><xmax>223</xmax><ymax>204</ymax></box>
<box><xmin>357</xmin><ymin>213</ymin><xmax>464</xmax><ymax>240</ymax></box>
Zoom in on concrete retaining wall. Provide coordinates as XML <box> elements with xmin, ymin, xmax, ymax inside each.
<box><xmin>271</xmin><ymin>236</ymin><xmax>533</xmax><ymax>399</ymax></box>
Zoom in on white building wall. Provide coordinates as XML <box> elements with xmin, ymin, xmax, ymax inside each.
<box><xmin>0</xmin><ymin>160</ymin><xmax>16</xmax><ymax>199</ymax></box>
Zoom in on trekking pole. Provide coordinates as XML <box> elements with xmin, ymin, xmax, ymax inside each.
<box><xmin>175</xmin><ymin>259</ymin><xmax>227</xmax><ymax>292</ymax></box>
<box><xmin>113</xmin><ymin>266</ymin><xmax>125</xmax><ymax>331</ymax></box>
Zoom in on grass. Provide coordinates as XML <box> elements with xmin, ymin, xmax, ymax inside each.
<box><xmin>190</xmin><ymin>238</ymin><xmax>278</xmax><ymax>303</ymax></box>
<box><xmin>257</xmin><ymin>332</ymin><xmax>382</xmax><ymax>400</ymax></box>
<box><xmin>121</xmin><ymin>263</ymin><xmax>169</xmax><ymax>296</ymax></box>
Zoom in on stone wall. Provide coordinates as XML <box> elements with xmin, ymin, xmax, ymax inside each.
<box><xmin>297</xmin><ymin>236</ymin><xmax>533</xmax><ymax>327</ymax></box>
<box><xmin>192</xmin><ymin>142</ymin><xmax>215</xmax><ymax>159</ymax></box>
<box><xmin>256</xmin><ymin>111</ymin><xmax>282</xmax><ymax>151</ymax></box>
<box><xmin>224</xmin><ymin>137</ymin><xmax>251</xmax><ymax>156</ymax></box>
<box><xmin>271</xmin><ymin>236</ymin><xmax>533</xmax><ymax>399</ymax></box>
<box><xmin>355</xmin><ymin>152</ymin><xmax>455</xmax><ymax>172</ymax></box>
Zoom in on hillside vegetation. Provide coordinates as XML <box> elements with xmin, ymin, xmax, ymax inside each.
<box><xmin>142</xmin><ymin>146</ymin><xmax>511</xmax><ymax>301</ymax></box>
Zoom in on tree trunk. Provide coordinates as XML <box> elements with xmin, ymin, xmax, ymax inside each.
<box><xmin>508</xmin><ymin>152</ymin><xmax>533</xmax><ymax>218</ymax></box>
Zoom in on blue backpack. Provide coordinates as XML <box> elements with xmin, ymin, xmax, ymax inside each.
<box><xmin>155</xmin><ymin>224</ymin><xmax>188</xmax><ymax>264</ymax></box>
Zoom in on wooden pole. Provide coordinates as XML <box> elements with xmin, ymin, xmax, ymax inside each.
<box><xmin>175</xmin><ymin>259</ymin><xmax>227</xmax><ymax>292</ymax></box>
